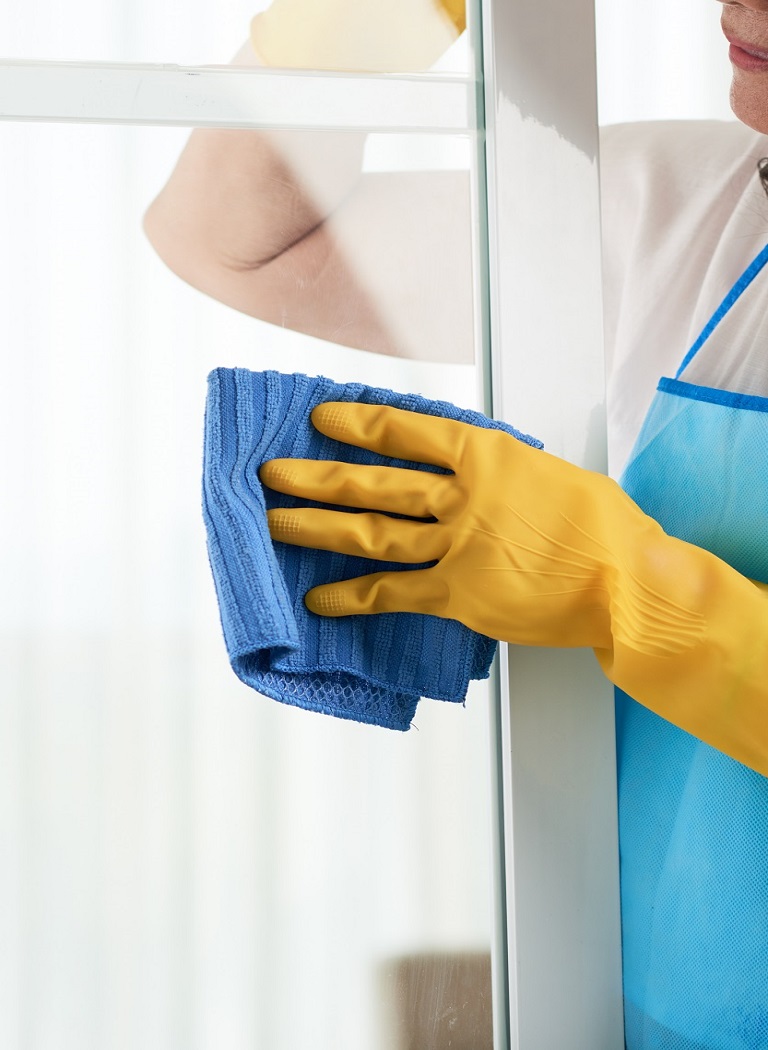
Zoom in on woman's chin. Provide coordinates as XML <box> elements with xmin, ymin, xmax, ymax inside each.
<box><xmin>730</xmin><ymin>72</ymin><xmax>768</xmax><ymax>134</ymax></box>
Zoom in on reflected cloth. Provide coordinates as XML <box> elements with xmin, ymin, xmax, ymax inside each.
<box><xmin>202</xmin><ymin>368</ymin><xmax>542</xmax><ymax>729</ymax></box>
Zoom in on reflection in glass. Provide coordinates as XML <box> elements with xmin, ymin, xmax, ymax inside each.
<box><xmin>379</xmin><ymin>952</ymin><xmax>492</xmax><ymax>1050</ymax></box>
<box><xmin>0</xmin><ymin>0</ymin><xmax>471</xmax><ymax>74</ymax></box>
<box><xmin>145</xmin><ymin>124</ymin><xmax>475</xmax><ymax>364</ymax></box>
<box><xmin>0</xmin><ymin>119</ymin><xmax>493</xmax><ymax>1049</ymax></box>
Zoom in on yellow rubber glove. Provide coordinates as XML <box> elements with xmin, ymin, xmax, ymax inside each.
<box><xmin>261</xmin><ymin>402</ymin><xmax>768</xmax><ymax>776</ymax></box>
<box><xmin>250</xmin><ymin>0</ymin><xmax>464</xmax><ymax>72</ymax></box>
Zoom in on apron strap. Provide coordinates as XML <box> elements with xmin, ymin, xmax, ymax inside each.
<box><xmin>675</xmin><ymin>241</ymin><xmax>768</xmax><ymax>379</ymax></box>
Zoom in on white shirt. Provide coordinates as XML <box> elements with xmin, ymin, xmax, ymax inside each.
<box><xmin>600</xmin><ymin>120</ymin><xmax>768</xmax><ymax>474</ymax></box>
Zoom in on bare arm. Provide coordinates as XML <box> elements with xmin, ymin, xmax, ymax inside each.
<box><xmin>144</xmin><ymin>46</ymin><xmax>366</xmax><ymax>282</ymax></box>
<box><xmin>144</xmin><ymin>42</ymin><xmax>473</xmax><ymax>361</ymax></box>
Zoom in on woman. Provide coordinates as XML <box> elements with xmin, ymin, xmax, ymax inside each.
<box><xmin>146</xmin><ymin>1</ymin><xmax>768</xmax><ymax>1045</ymax></box>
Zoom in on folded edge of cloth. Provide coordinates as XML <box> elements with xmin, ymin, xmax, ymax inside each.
<box><xmin>202</xmin><ymin>369</ymin><xmax>543</xmax><ymax>730</ymax></box>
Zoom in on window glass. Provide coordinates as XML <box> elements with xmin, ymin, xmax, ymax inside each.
<box><xmin>0</xmin><ymin>118</ymin><xmax>495</xmax><ymax>1050</ymax></box>
<box><xmin>0</xmin><ymin>1</ymin><xmax>472</xmax><ymax>75</ymax></box>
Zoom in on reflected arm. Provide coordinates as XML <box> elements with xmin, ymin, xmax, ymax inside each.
<box><xmin>143</xmin><ymin>43</ymin><xmax>473</xmax><ymax>361</ymax></box>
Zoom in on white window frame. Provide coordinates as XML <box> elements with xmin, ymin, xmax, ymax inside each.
<box><xmin>480</xmin><ymin>1</ymin><xmax>624</xmax><ymax>1047</ymax></box>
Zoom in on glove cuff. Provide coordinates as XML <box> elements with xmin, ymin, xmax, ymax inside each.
<box><xmin>596</xmin><ymin>544</ymin><xmax>768</xmax><ymax>775</ymax></box>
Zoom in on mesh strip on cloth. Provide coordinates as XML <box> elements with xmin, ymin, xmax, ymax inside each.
<box><xmin>202</xmin><ymin>368</ymin><xmax>542</xmax><ymax>730</ymax></box>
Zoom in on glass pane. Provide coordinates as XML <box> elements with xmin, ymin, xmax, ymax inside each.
<box><xmin>0</xmin><ymin>118</ymin><xmax>495</xmax><ymax>1050</ymax></box>
<box><xmin>0</xmin><ymin>0</ymin><xmax>473</xmax><ymax>75</ymax></box>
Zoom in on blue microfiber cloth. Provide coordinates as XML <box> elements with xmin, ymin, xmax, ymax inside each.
<box><xmin>202</xmin><ymin>369</ymin><xmax>542</xmax><ymax>730</ymax></box>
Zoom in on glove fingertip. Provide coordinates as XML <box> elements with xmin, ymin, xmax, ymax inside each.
<box><xmin>311</xmin><ymin>400</ymin><xmax>347</xmax><ymax>427</ymax></box>
<box><xmin>266</xmin><ymin>508</ymin><xmax>303</xmax><ymax>544</ymax></box>
<box><xmin>305</xmin><ymin>585</ymin><xmax>352</xmax><ymax>618</ymax></box>
<box><xmin>259</xmin><ymin>459</ymin><xmax>299</xmax><ymax>493</ymax></box>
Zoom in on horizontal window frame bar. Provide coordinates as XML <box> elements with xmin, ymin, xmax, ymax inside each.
<box><xmin>0</xmin><ymin>60</ymin><xmax>477</xmax><ymax>132</ymax></box>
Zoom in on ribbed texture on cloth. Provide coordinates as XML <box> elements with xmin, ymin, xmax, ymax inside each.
<box><xmin>202</xmin><ymin>369</ymin><xmax>543</xmax><ymax>729</ymax></box>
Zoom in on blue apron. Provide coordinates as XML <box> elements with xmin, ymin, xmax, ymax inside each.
<box><xmin>616</xmin><ymin>243</ymin><xmax>768</xmax><ymax>1050</ymax></box>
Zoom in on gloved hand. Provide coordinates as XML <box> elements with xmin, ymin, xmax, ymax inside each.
<box><xmin>261</xmin><ymin>401</ymin><xmax>768</xmax><ymax>775</ymax></box>
<box><xmin>250</xmin><ymin>0</ymin><xmax>465</xmax><ymax>72</ymax></box>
